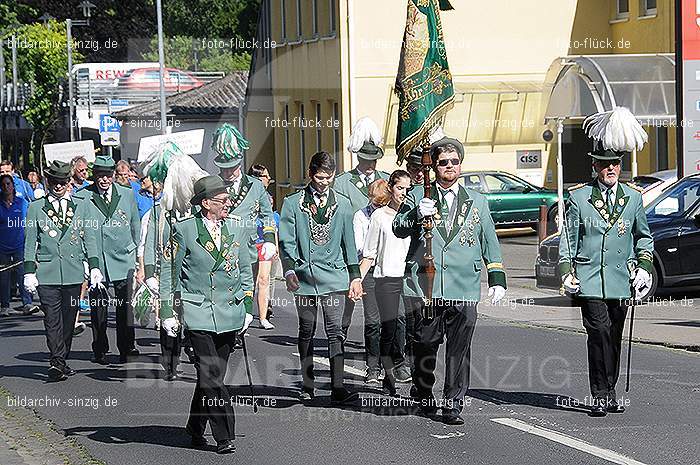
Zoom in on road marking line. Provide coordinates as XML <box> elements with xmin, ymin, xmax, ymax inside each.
<box><xmin>491</xmin><ymin>418</ymin><xmax>648</xmax><ymax>465</ymax></box>
<box><xmin>430</xmin><ymin>432</ymin><xmax>465</xmax><ymax>439</ymax></box>
<box><xmin>291</xmin><ymin>352</ymin><xmax>366</xmax><ymax>377</ymax></box>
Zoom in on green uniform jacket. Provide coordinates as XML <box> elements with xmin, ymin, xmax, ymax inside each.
<box><xmin>226</xmin><ymin>173</ymin><xmax>275</xmax><ymax>245</ymax></box>
<box><xmin>279</xmin><ymin>186</ymin><xmax>360</xmax><ymax>296</ymax></box>
<box><xmin>159</xmin><ymin>212</ymin><xmax>254</xmax><ymax>334</ymax></box>
<box><xmin>558</xmin><ymin>181</ymin><xmax>653</xmax><ymax>299</ymax></box>
<box><xmin>393</xmin><ymin>182</ymin><xmax>506</xmax><ymax>303</ymax></box>
<box><xmin>24</xmin><ymin>196</ymin><xmax>85</xmax><ymax>285</ymax></box>
<box><xmin>142</xmin><ymin>203</ymin><xmax>162</xmax><ymax>278</ymax></box>
<box><xmin>74</xmin><ymin>183</ymin><xmax>141</xmax><ymax>282</ymax></box>
<box><xmin>333</xmin><ymin>168</ymin><xmax>390</xmax><ymax>212</ymax></box>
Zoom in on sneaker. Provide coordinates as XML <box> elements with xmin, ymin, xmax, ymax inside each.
<box><xmin>0</xmin><ymin>307</ymin><xmax>9</xmax><ymax>317</ymax></box>
<box><xmin>22</xmin><ymin>304</ymin><xmax>40</xmax><ymax>315</ymax></box>
<box><xmin>364</xmin><ymin>367</ymin><xmax>381</xmax><ymax>384</ymax></box>
<box><xmin>73</xmin><ymin>322</ymin><xmax>86</xmax><ymax>336</ymax></box>
<box><xmin>394</xmin><ymin>366</ymin><xmax>412</xmax><ymax>383</ymax></box>
<box><xmin>259</xmin><ymin>319</ymin><xmax>275</xmax><ymax>330</ymax></box>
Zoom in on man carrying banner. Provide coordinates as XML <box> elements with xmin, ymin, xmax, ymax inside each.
<box><xmin>559</xmin><ymin>107</ymin><xmax>653</xmax><ymax>417</ymax></box>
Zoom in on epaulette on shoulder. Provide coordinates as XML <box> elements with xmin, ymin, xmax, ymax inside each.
<box><xmin>567</xmin><ymin>183</ymin><xmax>586</xmax><ymax>192</ymax></box>
<box><xmin>625</xmin><ymin>182</ymin><xmax>644</xmax><ymax>193</ymax></box>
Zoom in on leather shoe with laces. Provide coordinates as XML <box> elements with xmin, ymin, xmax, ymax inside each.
<box><xmin>216</xmin><ymin>440</ymin><xmax>236</xmax><ymax>454</ymax></box>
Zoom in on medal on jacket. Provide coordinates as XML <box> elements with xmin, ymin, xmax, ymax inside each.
<box><xmin>617</xmin><ymin>218</ymin><xmax>627</xmax><ymax>236</ymax></box>
<box><xmin>205</xmin><ymin>241</ymin><xmax>215</xmax><ymax>252</ymax></box>
<box><xmin>48</xmin><ymin>230</ymin><xmax>58</xmax><ymax>238</ymax></box>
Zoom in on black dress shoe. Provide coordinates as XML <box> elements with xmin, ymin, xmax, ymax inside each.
<box><xmin>48</xmin><ymin>366</ymin><xmax>68</xmax><ymax>382</ymax></box>
<box><xmin>184</xmin><ymin>347</ymin><xmax>196</xmax><ymax>364</ymax></box>
<box><xmin>127</xmin><ymin>348</ymin><xmax>140</xmax><ymax>356</ymax></box>
<box><xmin>185</xmin><ymin>425</ymin><xmax>207</xmax><ymax>447</ymax></box>
<box><xmin>216</xmin><ymin>440</ymin><xmax>236</xmax><ymax>454</ymax></box>
<box><xmin>164</xmin><ymin>372</ymin><xmax>179</xmax><ymax>382</ymax></box>
<box><xmin>330</xmin><ymin>388</ymin><xmax>359</xmax><ymax>404</ymax></box>
<box><xmin>92</xmin><ymin>355</ymin><xmax>108</xmax><ymax>365</ymax></box>
<box><xmin>442</xmin><ymin>409</ymin><xmax>465</xmax><ymax>425</ymax></box>
<box><xmin>606</xmin><ymin>400</ymin><xmax>625</xmax><ymax>413</ymax></box>
<box><xmin>298</xmin><ymin>390</ymin><xmax>314</xmax><ymax>401</ymax></box>
<box><xmin>589</xmin><ymin>404</ymin><xmax>607</xmax><ymax>417</ymax></box>
<box><xmin>63</xmin><ymin>366</ymin><xmax>76</xmax><ymax>377</ymax></box>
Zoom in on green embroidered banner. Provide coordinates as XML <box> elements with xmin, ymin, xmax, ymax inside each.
<box><xmin>395</xmin><ymin>0</ymin><xmax>455</xmax><ymax>163</ymax></box>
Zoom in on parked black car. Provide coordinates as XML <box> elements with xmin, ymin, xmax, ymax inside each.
<box><xmin>535</xmin><ymin>174</ymin><xmax>700</xmax><ymax>299</ymax></box>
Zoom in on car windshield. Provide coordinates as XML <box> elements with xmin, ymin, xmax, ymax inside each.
<box><xmin>483</xmin><ymin>173</ymin><xmax>535</xmax><ymax>192</ymax></box>
<box><xmin>646</xmin><ymin>177</ymin><xmax>700</xmax><ymax>218</ymax></box>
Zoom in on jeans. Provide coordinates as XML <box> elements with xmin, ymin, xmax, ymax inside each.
<box><xmin>0</xmin><ymin>250</ymin><xmax>32</xmax><ymax>308</ymax></box>
<box><xmin>374</xmin><ymin>277</ymin><xmax>405</xmax><ymax>389</ymax></box>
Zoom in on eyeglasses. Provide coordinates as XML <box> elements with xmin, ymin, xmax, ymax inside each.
<box><xmin>208</xmin><ymin>196</ymin><xmax>232</xmax><ymax>205</ymax></box>
<box><xmin>436</xmin><ymin>158</ymin><xmax>460</xmax><ymax>167</ymax></box>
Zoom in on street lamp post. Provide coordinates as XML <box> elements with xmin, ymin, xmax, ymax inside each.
<box><xmin>155</xmin><ymin>0</ymin><xmax>168</xmax><ymax>135</ymax></box>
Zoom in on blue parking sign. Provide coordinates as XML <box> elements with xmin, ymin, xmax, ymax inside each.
<box><xmin>99</xmin><ymin>114</ymin><xmax>121</xmax><ymax>133</ymax></box>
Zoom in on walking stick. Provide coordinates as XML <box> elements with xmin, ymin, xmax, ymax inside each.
<box><xmin>240</xmin><ymin>335</ymin><xmax>258</xmax><ymax>413</ymax></box>
<box><xmin>625</xmin><ymin>280</ymin><xmax>636</xmax><ymax>392</ymax></box>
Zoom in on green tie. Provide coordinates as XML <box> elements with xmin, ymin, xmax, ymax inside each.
<box><xmin>606</xmin><ymin>189</ymin><xmax>613</xmax><ymax>212</ymax></box>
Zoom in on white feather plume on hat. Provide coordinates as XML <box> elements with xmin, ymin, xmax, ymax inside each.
<box><xmin>582</xmin><ymin>106</ymin><xmax>648</xmax><ymax>152</ymax></box>
<box><xmin>347</xmin><ymin>117</ymin><xmax>383</xmax><ymax>153</ymax></box>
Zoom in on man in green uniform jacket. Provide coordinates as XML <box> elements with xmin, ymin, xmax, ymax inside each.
<box><xmin>393</xmin><ymin>137</ymin><xmax>507</xmax><ymax>425</ymax></box>
<box><xmin>279</xmin><ymin>151</ymin><xmax>363</xmax><ymax>404</ymax></box>
<box><xmin>73</xmin><ymin>155</ymin><xmax>141</xmax><ymax>365</ymax></box>
<box><xmin>24</xmin><ymin>161</ymin><xmax>85</xmax><ymax>381</ymax></box>
<box><xmin>158</xmin><ymin>176</ymin><xmax>253</xmax><ymax>455</ymax></box>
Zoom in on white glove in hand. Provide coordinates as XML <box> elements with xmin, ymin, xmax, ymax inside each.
<box><xmin>82</xmin><ymin>262</ymin><xmax>89</xmax><ymax>280</ymax></box>
<box><xmin>562</xmin><ymin>273</ymin><xmax>580</xmax><ymax>295</ymax></box>
<box><xmin>161</xmin><ymin>317</ymin><xmax>180</xmax><ymax>338</ymax></box>
<box><xmin>488</xmin><ymin>285</ymin><xmax>506</xmax><ymax>305</ymax></box>
<box><xmin>242</xmin><ymin>313</ymin><xmax>254</xmax><ymax>332</ymax></box>
<box><xmin>24</xmin><ymin>274</ymin><xmax>39</xmax><ymax>294</ymax></box>
<box><xmin>417</xmin><ymin>198</ymin><xmax>438</xmax><ymax>219</ymax></box>
<box><xmin>631</xmin><ymin>268</ymin><xmax>652</xmax><ymax>299</ymax></box>
<box><xmin>145</xmin><ymin>277</ymin><xmax>159</xmax><ymax>295</ymax></box>
<box><xmin>261</xmin><ymin>242</ymin><xmax>277</xmax><ymax>260</ymax></box>
<box><xmin>89</xmin><ymin>268</ymin><xmax>105</xmax><ymax>289</ymax></box>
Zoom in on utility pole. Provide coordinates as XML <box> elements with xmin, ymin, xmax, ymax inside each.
<box><xmin>66</xmin><ymin>19</ymin><xmax>75</xmax><ymax>141</ymax></box>
<box><xmin>156</xmin><ymin>0</ymin><xmax>168</xmax><ymax>135</ymax></box>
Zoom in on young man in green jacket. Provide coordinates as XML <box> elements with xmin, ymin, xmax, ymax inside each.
<box><xmin>24</xmin><ymin>161</ymin><xmax>85</xmax><ymax>381</ymax></box>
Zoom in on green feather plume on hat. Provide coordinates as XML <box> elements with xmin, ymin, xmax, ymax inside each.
<box><xmin>212</xmin><ymin>123</ymin><xmax>250</xmax><ymax>161</ymax></box>
<box><xmin>144</xmin><ymin>141</ymin><xmax>185</xmax><ymax>184</ymax></box>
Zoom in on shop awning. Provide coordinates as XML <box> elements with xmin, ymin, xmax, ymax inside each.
<box><xmin>543</xmin><ymin>54</ymin><xmax>675</xmax><ymax>124</ymax></box>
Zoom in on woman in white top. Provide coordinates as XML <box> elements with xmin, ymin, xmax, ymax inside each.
<box><xmin>359</xmin><ymin>170</ymin><xmax>412</xmax><ymax>396</ymax></box>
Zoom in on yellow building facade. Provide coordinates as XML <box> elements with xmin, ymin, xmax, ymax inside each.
<box><xmin>244</xmin><ymin>0</ymin><xmax>677</xmax><ymax>199</ymax></box>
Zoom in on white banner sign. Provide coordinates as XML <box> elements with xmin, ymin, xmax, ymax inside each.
<box><xmin>137</xmin><ymin>129</ymin><xmax>205</xmax><ymax>162</ymax></box>
<box><xmin>43</xmin><ymin>140</ymin><xmax>95</xmax><ymax>164</ymax></box>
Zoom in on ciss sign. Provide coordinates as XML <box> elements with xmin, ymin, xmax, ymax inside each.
<box><xmin>516</xmin><ymin>150</ymin><xmax>541</xmax><ymax>169</ymax></box>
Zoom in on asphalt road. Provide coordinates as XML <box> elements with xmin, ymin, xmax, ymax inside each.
<box><xmin>0</xmin><ymin>232</ymin><xmax>698</xmax><ymax>465</ymax></box>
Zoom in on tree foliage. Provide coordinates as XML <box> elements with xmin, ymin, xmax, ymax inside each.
<box><xmin>140</xmin><ymin>35</ymin><xmax>251</xmax><ymax>73</ymax></box>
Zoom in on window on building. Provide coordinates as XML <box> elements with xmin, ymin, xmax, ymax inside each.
<box><xmin>284</xmin><ymin>104</ymin><xmax>291</xmax><ymax>180</ymax></box>
<box><xmin>617</xmin><ymin>0</ymin><xmax>629</xmax><ymax>17</ymax></box>
<box><xmin>333</xmin><ymin>102</ymin><xmax>340</xmax><ymax>163</ymax></box>
<box><xmin>329</xmin><ymin>0</ymin><xmax>336</xmax><ymax>34</ymax></box>
<box><xmin>281</xmin><ymin>0</ymin><xmax>287</xmax><ymax>40</ymax></box>
<box><xmin>300</xmin><ymin>103</ymin><xmax>306</xmax><ymax>180</ymax></box>
<box><xmin>296</xmin><ymin>0</ymin><xmax>302</xmax><ymax>39</ymax></box>
<box><xmin>312</xmin><ymin>0</ymin><xmax>319</xmax><ymax>36</ymax></box>
<box><xmin>315</xmin><ymin>103</ymin><xmax>322</xmax><ymax>152</ymax></box>
<box><xmin>641</xmin><ymin>0</ymin><xmax>657</xmax><ymax>15</ymax></box>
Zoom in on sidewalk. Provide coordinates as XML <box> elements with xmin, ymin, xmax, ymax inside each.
<box><xmin>0</xmin><ymin>386</ymin><xmax>102</xmax><ymax>465</ymax></box>
<box><xmin>478</xmin><ymin>284</ymin><xmax>700</xmax><ymax>351</ymax></box>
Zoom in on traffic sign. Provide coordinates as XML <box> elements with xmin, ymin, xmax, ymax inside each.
<box><xmin>101</xmin><ymin>132</ymin><xmax>120</xmax><ymax>146</ymax></box>
<box><xmin>99</xmin><ymin>114</ymin><xmax>121</xmax><ymax>134</ymax></box>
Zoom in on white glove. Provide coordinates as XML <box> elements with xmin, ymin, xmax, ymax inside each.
<box><xmin>161</xmin><ymin>317</ymin><xmax>180</xmax><ymax>338</ymax></box>
<box><xmin>242</xmin><ymin>313</ymin><xmax>254</xmax><ymax>332</ymax></box>
<box><xmin>631</xmin><ymin>268</ymin><xmax>652</xmax><ymax>299</ymax></box>
<box><xmin>562</xmin><ymin>273</ymin><xmax>580</xmax><ymax>295</ymax></box>
<box><xmin>145</xmin><ymin>277</ymin><xmax>159</xmax><ymax>295</ymax></box>
<box><xmin>261</xmin><ymin>242</ymin><xmax>277</xmax><ymax>260</ymax></box>
<box><xmin>417</xmin><ymin>198</ymin><xmax>438</xmax><ymax>219</ymax></box>
<box><xmin>24</xmin><ymin>274</ymin><xmax>39</xmax><ymax>294</ymax></box>
<box><xmin>89</xmin><ymin>268</ymin><xmax>105</xmax><ymax>289</ymax></box>
<box><xmin>488</xmin><ymin>285</ymin><xmax>506</xmax><ymax>305</ymax></box>
<box><xmin>83</xmin><ymin>262</ymin><xmax>89</xmax><ymax>280</ymax></box>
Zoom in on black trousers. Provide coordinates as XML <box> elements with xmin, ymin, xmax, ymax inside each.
<box><xmin>374</xmin><ymin>277</ymin><xmax>405</xmax><ymax>388</ymax></box>
<box><xmin>413</xmin><ymin>301</ymin><xmax>477</xmax><ymax>412</ymax></box>
<box><xmin>341</xmin><ymin>274</ymin><xmax>380</xmax><ymax>370</ymax></box>
<box><xmin>160</xmin><ymin>327</ymin><xmax>181</xmax><ymax>374</ymax></box>
<box><xmin>401</xmin><ymin>295</ymin><xmax>422</xmax><ymax>371</ymax></box>
<box><xmin>296</xmin><ymin>293</ymin><xmax>346</xmax><ymax>392</ymax></box>
<box><xmin>187</xmin><ymin>330</ymin><xmax>236</xmax><ymax>444</ymax></box>
<box><xmin>37</xmin><ymin>284</ymin><xmax>81</xmax><ymax>369</ymax></box>
<box><xmin>579</xmin><ymin>298</ymin><xmax>628</xmax><ymax>400</ymax></box>
<box><xmin>89</xmin><ymin>275</ymin><xmax>136</xmax><ymax>357</ymax></box>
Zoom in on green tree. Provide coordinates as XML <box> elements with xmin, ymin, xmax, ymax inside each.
<box><xmin>4</xmin><ymin>20</ymin><xmax>83</xmax><ymax>164</ymax></box>
<box><xmin>141</xmin><ymin>35</ymin><xmax>251</xmax><ymax>73</ymax></box>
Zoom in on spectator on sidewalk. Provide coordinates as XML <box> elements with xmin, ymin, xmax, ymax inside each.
<box><xmin>26</xmin><ymin>168</ymin><xmax>45</xmax><ymax>199</ymax></box>
<box><xmin>0</xmin><ymin>174</ymin><xmax>37</xmax><ymax>316</ymax></box>
<box><xmin>70</xmin><ymin>156</ymin><xmax>91</xmax><ymax>193</ymax></box>
<box><xmin>0</xmin><ymin>160</ymin><xmax>35</xmax><ymax>202</ymax></box>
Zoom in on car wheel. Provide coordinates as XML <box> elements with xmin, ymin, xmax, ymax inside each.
<box><xmin>546</xmin><ymin>205</ymin><xmax>559</xmax><ymax>236</ymax></box>
<box><xmin>636</xmin><ymin>265</ymin><xmax>659</xmax><ymax>302</ymax></box>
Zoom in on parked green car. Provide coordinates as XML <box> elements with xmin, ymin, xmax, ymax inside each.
<box><xmin>460</xmin><ymin>171</ymin><xmax>566</xmax><ymax>228</ymax></box>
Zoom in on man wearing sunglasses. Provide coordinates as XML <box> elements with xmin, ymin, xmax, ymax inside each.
<box><xmin>73</xmin><ymin>155</ymin><xmax>141</xmax><ymax>366</ymax></box>
<box><xmin>394</xmin><ymin>136</ymin><xmax>506</xmax><ymax>425</ymax></box>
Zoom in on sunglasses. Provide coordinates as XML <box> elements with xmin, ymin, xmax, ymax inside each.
<box><xmin>436</xmin><ymin>158</ymin><xmax>460</xmax><ymax>167</ymax></box>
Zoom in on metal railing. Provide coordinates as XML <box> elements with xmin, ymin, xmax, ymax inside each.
<box><xmin>0</xmin><ymin>82</ymin><xmax>32</xmax><ymax>111</ymax></box>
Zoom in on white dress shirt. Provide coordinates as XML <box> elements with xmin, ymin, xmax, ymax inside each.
<box><xmin>48</xmin><ymin>193</ymin><xmax>71</xmax><ymax>221</ymax></box>
<box><xmin>202</xmin><ymin>217</ymin><xmax>223</xmax><ymax>249</ymax></box>
<box><xmin>598</xmin><ymin>180</ymin><xmax>618</xmax><ymax>208</ymax></box>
